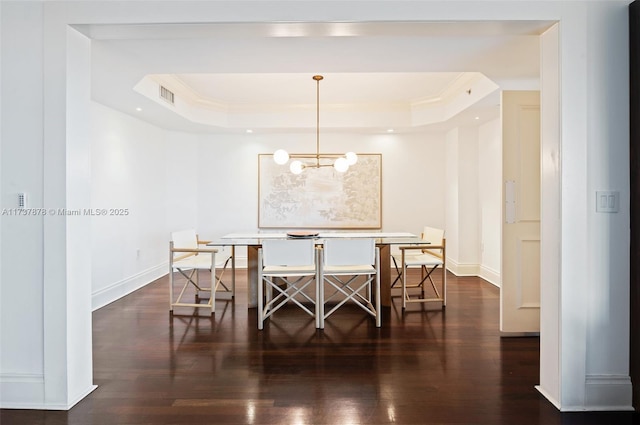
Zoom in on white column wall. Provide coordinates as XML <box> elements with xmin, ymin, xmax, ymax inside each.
<box><xmin>444</xmin><ymin>128</ymin><xmax>460</xmax><ymax>265</ymax></box>
<box><xmin>539</xmin><ymin>22</ymin><xmax>562</xmax><ymax>409</ymax></box>
<box><xmin>557</xmin><ymin>5</ymin><xmax>591</xmax><ymax>410</ymax></box>
<box><xmin>0</xmin><ymin>2</ymin><xmax>46</xmax><ymax>406</ymax></box>
<box><xmin>584</xmin><ymin>1</ymin><xmax>633</xmax><ymax>409</ymax></box>
<box><xmin>65</xmin><ymin>25</ymin><xmax>95</xmax><ymax>408</ymax></box>
<box><xmin>478</xmin><ymin>118</ymin><xmax>502</xmax><ymax>286</ymax></box>
<box><xmin>445</xmin><ymin>126</ymin><xmax>482</xmax><ymax>276</ymax></box>
<box><xmin>457</xmin><ymin>126</ymin><xmax>480</xmax><ymax>274</ymax></box>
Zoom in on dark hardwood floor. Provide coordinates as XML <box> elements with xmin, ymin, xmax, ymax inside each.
<box><xmin>2</xmin><ymin>270</ymin><xmax>638</xmax><ymax>424</ymax></box>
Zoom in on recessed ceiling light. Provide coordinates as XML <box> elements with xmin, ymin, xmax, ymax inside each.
<box><xmin>136</xmin><ymin>107</ymin><xmax>142</xmax><ymax>112</ymax></box>
<box><xmin>246</xmin><ymin>129</ymin><xmax>253</xmax><ymax>133</ymax></box>
<box><xmin>387</xmin><ymin>128</ymin><xmax>395</xmax><ymax>133</ymax></box>
<box><xmin>475</xmin><ymin>116</ymin><xmax>480</xmax><ymax>120</ymax></box>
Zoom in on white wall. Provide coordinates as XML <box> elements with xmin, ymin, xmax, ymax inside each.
<box><xmin>90</xmin><ymin>102</ymin><xmax>195</xmax><ymax>310</ymax></box>
<box><xmin>443</xmin><ymin>118</ymin><xmax>501</xmax><ymax>285</ymax></box>
<box><xmin>195</xmin><ymin>131</ymin><xmax>446</xmax><ymax>239</ymax></box>
<box><xmin>92</xmin><ymin>106</ymin><xmax>448</xmax><ymax>297</ymax></box>
<box><xmin>166</xmin><ymin>132</ymin><xmax>199</xmax><ymax>233</ymax></box>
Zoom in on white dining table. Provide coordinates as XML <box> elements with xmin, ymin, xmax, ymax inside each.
<box><xmin>208</xmin><ymin>231</ymin><xmax>427</xmax><ymax>308</ymax></box>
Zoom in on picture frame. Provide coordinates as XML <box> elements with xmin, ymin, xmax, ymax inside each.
<box><xmin>258</xmin><ymin>153</ymin><xmax>382</xmax><ymax>229</ymax></box>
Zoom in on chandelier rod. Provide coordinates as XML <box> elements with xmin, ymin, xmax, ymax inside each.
<box><xmin>314</xmin><ymin>75</ymin><xmax>323</xmax><ymax>168</ymax></box>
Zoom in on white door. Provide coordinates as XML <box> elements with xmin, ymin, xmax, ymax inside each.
<box><xmin>501</xmin><ymin>91</ymin><xmax>541</xmax><ymax>333</ymax></box>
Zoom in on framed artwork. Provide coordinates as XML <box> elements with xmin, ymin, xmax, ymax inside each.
<box><xmin>258</xmin><ymin>153</ymin><xmax>382</xmax><ymax>229</ymax></box>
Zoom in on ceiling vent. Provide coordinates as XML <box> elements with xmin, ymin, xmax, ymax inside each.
<box><xmin>159</xmin><ymin>85</ymin><xmax>175</xmax><ymax>105</ymax></box>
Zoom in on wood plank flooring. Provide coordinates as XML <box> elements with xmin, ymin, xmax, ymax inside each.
<box><xmin>2</xmin><ymin>270</ymin><xmax>638</xmax><ymax>424</ymax></box>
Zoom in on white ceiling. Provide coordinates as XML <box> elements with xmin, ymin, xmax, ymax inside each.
<box><xmin>173</xmin><ymin>72</ymin><xmax>464</xmax><ymax>105</ymax></box>
<box><xmin>81</xmin><ymin>20</ymin><xmax>554</xmax><ymax>134</ymax></box>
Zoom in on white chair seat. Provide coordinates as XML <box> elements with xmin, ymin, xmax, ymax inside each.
<box><xmin>173</xmin><ymin>254</ymin><xmax>214</xmax><ymax>270</ymax></box>
<box><xmin>322</xmin><ymin>264</ymin><xmax>376</xmax><ymax>274</ymax></box>
<box><xmin>403</xmin><ymin>252</ymin><xmax>443</xmax><ymax>267</ymax></box>
<box><xmin>262</xmin><ymin>264</ymin><xmax>317</xmax><ymax>275</ymax></box>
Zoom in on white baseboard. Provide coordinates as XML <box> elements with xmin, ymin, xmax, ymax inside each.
<box><xmin>0</xmin><ymin>373</ymin><xmax>97</xmax><ymax>410</ymax></box>
<box><xmin>66</xmin><ymin>384</ymin><xmax>98</xmax><ymax>410</ymax></box>
<box><xmin>445</xmin><ymin>258</ymin><xmax>480</xmax><ymax>277</ymax></box>
<box><xmin>479</xmin><ymin>265</ymin><xmax>501</xmax><ymax>287</ymax></box>
<box><xmin>92</xmin><ymin>263</ymin><xmax>167</xmax><ymax>311</ymax></box>
<box><xmin>583</xmin><ymin>375</ymin><xmax>633</xmax><ymax>411</ymax></box>
<box><xmin>536</xmin><ymin>376</ymin><xmax>634</xmax><ymax>412</ymax></box>
<box><xmin>92</xmin><ymin>257</ymin><xmax>250</xmax><ymax>312</ymax></box>
<box><xmin>388</xmin><ymin>257</ymin><xmax>500</xmax><ymax>286</ymax></box>
<box><xmin>91</xmin><ymin>256</ymin><xmax>494</xmax><ymax>312</ymax></box>
<box><xmin>535</xmin><ymin>385</ymin><xmax>561</xmax><ymax>410</ymax></box>
<box><xmin>0</xmin><ymin>373</ymin><xmax>44</xmax><ymax>409</ymax></box>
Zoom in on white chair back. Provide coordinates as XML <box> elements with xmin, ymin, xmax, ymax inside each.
<box><xmin>422</xmin><ymin>226</ymin><xmax>445</xmax><ymax>254</ymax></box>
<box><xmin>422</xmin><ymin>226</ymin><xmax>444</xmax><ymax>243</ymax></box>
<box><xmin>171</xmin><ymin>229</ymin><xmax>198</xmax><ymax>250</ymax></box>
<box><xmin>262</xmin><ymin>239</ymin><xmax>316</xmax><ymax>267</ymax></box>
<box><xmin>323</xmin><ymin>238</ymin><xmax>375</xmax><ymax>266</ymax></box>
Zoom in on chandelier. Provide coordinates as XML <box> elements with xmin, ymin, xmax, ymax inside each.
<box><xmin>273</xmin><ymin>75</ymin><xmax>357</xmax><ymax>174</ymax></box>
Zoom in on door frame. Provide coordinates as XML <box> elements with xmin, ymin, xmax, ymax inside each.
<box><xmin>628</xmin><ymin>1</ymin><xmax>640</xmax><ymax>409</ymax></box>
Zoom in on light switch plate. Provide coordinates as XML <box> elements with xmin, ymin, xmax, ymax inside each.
<box><xmin>596</xmin><ymin>191</ymin><xmax>619</xmax><ymax>213</ymax></box>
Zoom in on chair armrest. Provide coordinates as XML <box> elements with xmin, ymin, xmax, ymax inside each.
<box><xmin>399</xmin><ymin>244</ymin><xmax>445</xmax><ymax>261</ymax></box>
<box><xmin>197</xmin><ymin>239</ymin><xmax>212</xmax><ymax>245</ymax></box>
<box><xmin>399</xmin><ymin>244</ymin><xmax>434</xmax><ymax>251</ymax></box>
<box><xmin>171</xmin><ymin>248</ymin><xmax>219</xmax><ymax>264</ymax></box>
<box><xmin>171</xmin><ymin>247</ymin><xmax>219</xmax><ymax>254</ymax></box>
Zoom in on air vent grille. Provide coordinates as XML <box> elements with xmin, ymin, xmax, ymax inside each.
<box><xmin>159</xmin><ymin>85</ymin><xmax>175</xmax><ymax>105</ymax></box>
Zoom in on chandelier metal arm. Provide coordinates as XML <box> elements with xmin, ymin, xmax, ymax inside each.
<box><xmin>288</xmin><ymin>153</ymin><xmax>346</xmax><ymax>158</ymax></box>
<box><xmin>272</xmin><ymin>74</ymin><xmax>357</xmax><ymax>174</ymax></box>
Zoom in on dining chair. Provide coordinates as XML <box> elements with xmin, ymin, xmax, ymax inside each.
<box><xmin>318</xmin><ymin>238</ymin><xmax>381</xmax><ymax>329</ymax></box>
<box><xmin>395</xmin><ymin>226</ymin><xmax>447</xmax><ymax>309</ymax></box>
<box><xmin>257</xmin><ymin>238</ymin><xmax>319</xmax><ymax>330</ymax></box>
<box><xmin>169</xmin><ymin>229</ymin><xmax>233</xmax><ymax>316</ymax></box>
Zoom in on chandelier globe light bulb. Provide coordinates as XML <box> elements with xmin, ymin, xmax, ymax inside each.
<box><xmin>290</xmin><ymin>160</ymin><xmax>304</xmax><ymax>174</ymax></box>
<box><xmin>273</xmin><ymin>149</ymin><xmax>290</xmax><ymax>165</ymax></box>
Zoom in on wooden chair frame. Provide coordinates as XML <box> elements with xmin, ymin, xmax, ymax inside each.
<box><xmin>169</xmin><ymin>231</ymin><xmax>233</xmax><ymax>316</ymax></box>
<box><xmin>399</xmin><ymin>238</ymin><xmax>446</xmax><ymax>309</ymax></box>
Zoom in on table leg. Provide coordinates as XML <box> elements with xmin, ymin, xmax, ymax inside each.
<box><xmin>249</xmin><ymin>242</ymin><xmax>391</xmax><ymax>308</ymax></box>
<box><xmin>247</xmin><ymin>245</ymin><xmax>259</xmax><ymax>308</ymax></box>
<box><xmin>231</xmin><ymin>245</ymin><xmax>236</xmax><ymax>296</ymax></box>
<box><xmin>378</xmin><ymin>243</ymin><xmax>391</xmax><ymax>307</ymax></box>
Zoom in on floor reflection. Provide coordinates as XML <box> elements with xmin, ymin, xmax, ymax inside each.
<box><xmin>6</xmin><ymin>269</ymin><xmax>634</xmax><ymax>424</ymax></box>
